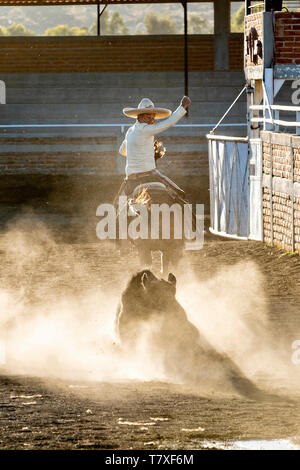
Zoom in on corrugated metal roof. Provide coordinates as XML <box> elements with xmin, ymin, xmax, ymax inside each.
<box><xmin>0</xmin><ymin>0</ymin><xmax>205</xmax><ymax>5</ymax></box>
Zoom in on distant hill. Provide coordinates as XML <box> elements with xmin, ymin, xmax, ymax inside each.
<box><xmin>0</xmin><ymin>3</ymin><xmax>219</xmax><ymax>35</ymax></box>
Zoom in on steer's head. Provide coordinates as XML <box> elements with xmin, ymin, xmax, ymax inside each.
<box><xmin>140</xmin><ymin>270</ymin><xmax>177</xmax><ymax>310</ymax></box>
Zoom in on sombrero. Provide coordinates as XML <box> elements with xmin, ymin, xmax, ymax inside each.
<box><xmin>123</xmin><ymin>98</ymin><xmax>172</xmax><ymax>120</ymax></box>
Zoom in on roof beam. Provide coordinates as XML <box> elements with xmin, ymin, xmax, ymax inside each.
<box><xmin>0</xmin><ymin>0</ymin><xmax>211</xmax><ymax>5</ymax></box>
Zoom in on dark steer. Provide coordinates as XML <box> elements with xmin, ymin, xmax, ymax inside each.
<box><xmin>115</xmin><ymin>270</ymin><xmax>269</xmax><ymax>399</ymax></box>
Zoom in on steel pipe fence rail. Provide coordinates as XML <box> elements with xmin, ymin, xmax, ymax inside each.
<box><xmin>250</xmin><ymin>104</ymin><xmax>300</xmax><ymax>134</ymax></box>
<box><xmin>0</xmin><ymin>123</ymin><xmax>247</xmax><ymax>134</ymax></box>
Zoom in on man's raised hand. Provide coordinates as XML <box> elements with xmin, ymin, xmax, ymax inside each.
<box><xmin>181</xmin><ymin>96</ymin><xmax>191</xmax><ymax>109</ymax></box>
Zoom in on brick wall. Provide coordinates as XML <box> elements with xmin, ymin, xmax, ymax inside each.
<box><xmin>261</xmin><ymin>131</ymin><xmax>300</xmax><ymax>254</ymax></box>
<box><xmin>244</xmin><ymin>12</ymin><xmax>263</xmax><ymax>67</ymax></box>
<box><xmin>274</xmin><ymin>12</ymin><xmax>300</xmax><ymax>65</ymax></box>
<box><xmin>229</xmin><ymin>36</ymin><xmax>244</xmax><ymax>70</ymax></box>
<box><xmin>156</xmin><ymin>136</ymin><xmax>209</xmax><ymax>176</ymax></box>
<box><xmin>0</xmin><ymin>136</ymin><xmax>118</xmax><ymax>176</ymax></box>
<box><xmin>0</xmin><ymin>135</ymin><xmax>209</xmax><ymax>177</ymax></box>
<box><xmin>245</xmin><ymin>11</ymin><xmax>300</xmax><ymax>67</ymax></box>
<box><xmin>0</xmin><ymin>35</ymin><xmax>243</xmax><ymax>73</ymax></box>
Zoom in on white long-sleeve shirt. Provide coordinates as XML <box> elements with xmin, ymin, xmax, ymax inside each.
<box><xmin>119</xmin><ymin>105</ymin><xmax>186</xmax><ymax>176</ymax></box>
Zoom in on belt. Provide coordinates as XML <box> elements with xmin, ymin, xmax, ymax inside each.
<box><xmin>126</xmin><ymin>170</ymin><xmax>155</xmax><ymax>180</ymax></box>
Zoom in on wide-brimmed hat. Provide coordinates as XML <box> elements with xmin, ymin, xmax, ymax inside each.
<box><xmin>123</xmin><ymin>98</ymin><xmax>172</xmax><ymax>120</ymax></box>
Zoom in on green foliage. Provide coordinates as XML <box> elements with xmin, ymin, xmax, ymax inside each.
<box><xmin>45</xmin><ymin>25</ymin><xmax>89</xmax><ymax>36</ymax></box>
<box><xmin>189</xmin><ymin>14</ymin><xmax>213</xmax><ymax>34</ymax></box>
<box><xmin>136</xmin><ymin>12</ymin><xmax>212</xmax><ymax>35</ymax></box>
<box><xmin>89</xmin><ymin>10</ymin><xmax>129</xmax><ymax>35</ymax></box>
<box><xmin>0</xmin><ymin>23</ymin><xmax>35</xmax><ymax>36</ymax></box>
<box><xmin>231</xmin><ymin>4</ymin><xmax>245</xmax><ymax>33</ymax></box>
<box><xmin>0</xmin><ymin>9</ymin><xmax>213</xmax><ymax>37</ymax></box>
<box><xmin>136</xmin><ymin>12</ymin><xmax>178</xmax><ymax>35</ymax></box>
<box><xmin>0</xmin><ymin>9</ymin><xmax>129</xmax><ymax>36</ymax></box>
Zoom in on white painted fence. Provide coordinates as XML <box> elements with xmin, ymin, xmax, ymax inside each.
<box><xmin>207</xmin><ymin>135</ymin><xmax>250</xmax><ymax>239</ymax></box>
<box><xmin>250</xmin><ymin>103</ymin><xmax>300</xmax><ymax>134</ymax></box>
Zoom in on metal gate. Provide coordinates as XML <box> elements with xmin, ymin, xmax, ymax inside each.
<box><xmin>207</xmin><ymin>135</ymin><xmax>250</xmax><ymax>239</ymax></box>
<box><xmin>249</xmin><ymin>138</ymin><xmax>263</xmax><ymax>241</ymax></box>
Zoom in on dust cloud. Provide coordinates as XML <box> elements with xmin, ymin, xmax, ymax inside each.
<box><xmin>0</xmin><ymin>216</ymin><xmax>165</xmax><ymax>382</ymax></box>
<box><xmin>177</xmin><ymin>263</ymin><xmax>292</xmax><ymax>383</ymax></box>
<box><xmin>0</xmin><ymin>216</ymin><xmax>297</xmax><ymax>395</ymax></box>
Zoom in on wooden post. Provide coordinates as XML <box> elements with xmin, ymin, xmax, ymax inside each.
<box><xmin>264</xmin><ymin>68</ymin><xmax>274</xmax><ymax>131</ymax></box>
<box><xmin>246</xmin><ymin>83</ymin><xmax>254</xmax><ymax>140</ymax></box>
<box><xmin>251</xmin><ymin>80</ymin><xmax>263</xmax><ymax>139</ymax></box>
<box><xmin>245</xmin><ymin>0</ymin><xmax>251</xmax><ymax>15</ymax></box>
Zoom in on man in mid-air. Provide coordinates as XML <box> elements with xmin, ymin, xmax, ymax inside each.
<box><xmin>117</xmin><ymin>95</ymin><xmax>191</xmax><ymax>198</ymax></box>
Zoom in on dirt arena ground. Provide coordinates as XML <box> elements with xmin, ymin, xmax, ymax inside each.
<box><xmin>0</xmin><ymin>223</ymin><xmax>299</xmax><ymax>450</ymax></box>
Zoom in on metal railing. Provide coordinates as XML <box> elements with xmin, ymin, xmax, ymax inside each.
<box><xmin>0</xmin><ymin>122</ymin><xmax>247</xmax><ymax>134</ymax></box>
<box><xmin>206</xmin><ymin>134</ymin><xmax>248</xmax><ymax>143</ymax></box>
<box><xmin>207</xmin><ymin>133</ymin><xmax>250</xmax><ymax>239</ymax></box>
<box><xmin>250</xmin><ymin>104</ymin><xmax>300</xmax><ymax>134</ymax></box>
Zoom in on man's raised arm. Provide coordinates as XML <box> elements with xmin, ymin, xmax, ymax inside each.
<box><xmin>143</xmin><ymin>96</ymin><xmax>191</xmax><ymax>136</ymax></box>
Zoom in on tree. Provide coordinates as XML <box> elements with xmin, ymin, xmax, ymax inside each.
<box><xmin>231</xmin><ymin>4</ymin><xmax>245</xmax><ymax>33</ymax></box>
<box><xmin>69</xmin><ymin>26</ymin><xmax>89</xmax><ymax>36</ymax></box>
<box><xmin>136</xmin><ymin>12</ymin><xmax>178</xmax><ymax>35</ymax></box>
<box><xmin>0</xmin><ymin>23</ymin><xmax>35</xmax><ymax>36</ymax></box>
<box><xmin>189</xmin><ymin>14</ymin><xmax>213</xmax><ymax>34</ymax></box>
<box><xmin>89</xmin><ymin>10</ymin><xmax>129</xmax><ymax>35</ymax></box>
<box><xmin>45</xmin><ymin>25</ymin><xmax>89</xmax><ymax>36</ymax></box>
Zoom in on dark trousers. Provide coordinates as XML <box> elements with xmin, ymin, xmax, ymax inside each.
<box><xmin>114</xmin><ymin>169</ymin><xmax>185</xmax><ymax>207</ymax></box>
<box><xmin>114</xmin><ymin>170</ymin><xmax>199</xmax><ymax>248</ymax></box>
